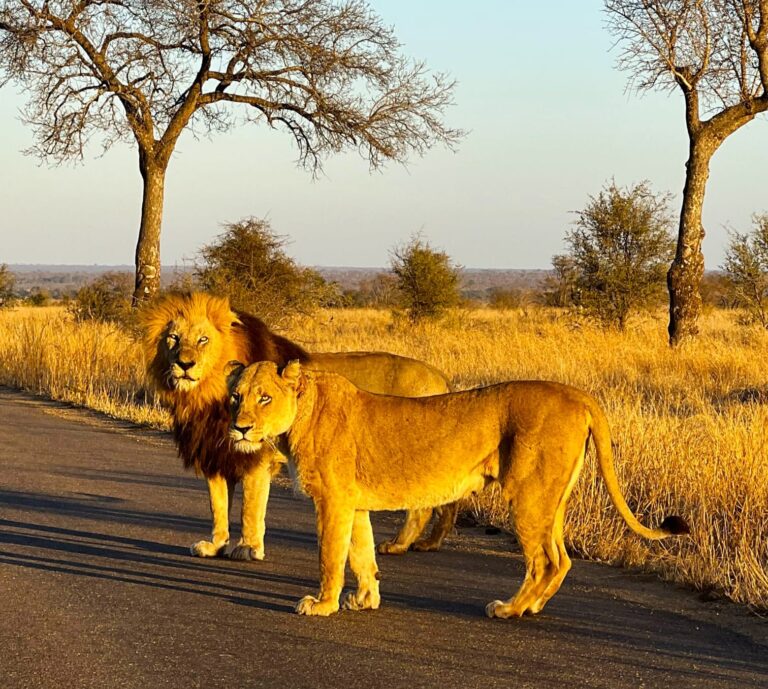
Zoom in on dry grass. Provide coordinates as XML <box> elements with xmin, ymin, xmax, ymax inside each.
<box><xmin>0</xmin><ymin>304</ymin><xmax>766</xmax><ymax>610</ymax></box>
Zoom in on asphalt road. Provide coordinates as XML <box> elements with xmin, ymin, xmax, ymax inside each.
<box><xmin>1</xmin><ymin>389</ymin><xmax>766</xmax><ymax>689</ymax></box>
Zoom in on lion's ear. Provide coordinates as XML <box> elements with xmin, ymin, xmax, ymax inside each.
<box><xmin>281</xmin><ymin>360</ymin><xmax>302</xmax><ymax>388</ymax></box>
<box><xmin>225</xmin><ymin>360</ymin><xmax>246</xmax><ymax>388</ymax></box>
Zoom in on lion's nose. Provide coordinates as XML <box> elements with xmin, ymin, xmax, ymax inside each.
<box><xmin>233</xmin><ymin>424</ymin><xmax>252</xmax><ymax>436</ymax></box>
<box><xmin>177</xmin><ymin>360</ymin><xmax>196</xmax><ymax>371</ymax></box>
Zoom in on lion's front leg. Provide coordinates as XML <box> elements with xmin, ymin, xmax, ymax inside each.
<box><xmin>296</xmin><ymin>498</ymin><xmax>355</xmax><ymax>617</ymax></box>
<box><xmin>191</xmin><ymin>474</ymin><xmax>235</xmax><ymax>557</ymax></box>
<box><xmin>343</xmin><ymin>510</ymin><xmax>380</xmax><ymax>611</ymax></box>
<box><xmin>228</xmin><ymin>458</ymin><xmax>273</xmax><ymax>561</ymax></box>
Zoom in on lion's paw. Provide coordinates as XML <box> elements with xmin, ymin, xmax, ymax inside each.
<box><xmin>228</xmin><ymin>544</ymin><xmax>265</xmax><ymax>561</ymax></box>
<box><xmin>411</xmin><ymin>538</ymin><xmax>441</xmax><ymax>552</ymax></box>
<box><xmin>190</xmin><ymin>540</ymin><xmax>228</xmax><ymax>558</ymax></box>
<box><xmin>485</xmin><ymin>599</ymin><xmax>524</xmax><ymax>619</ymax></box>
<box><xmin>376</xmin><ymin>540</ymin><xmax>409</xmax><ymax>556</ymax></box>
<box><xmin>295</xmin><ymin>595</ymin><xmax>339</xmax><ymax>616</ymax></box>
<box><xmin>342</xmin><ymin>589</ymin><xmax>381</xmax><ymax>612</ymax></box>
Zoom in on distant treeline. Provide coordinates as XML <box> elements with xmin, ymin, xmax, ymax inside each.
<box><xmin>6</xmin><ymin>265</ymin><xmax>735</xmax><ymax>309</ymax></box>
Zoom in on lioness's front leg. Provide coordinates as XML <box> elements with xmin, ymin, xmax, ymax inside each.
<box><xmin>191</xmin><ymin>474</ymin><xmax>235</xmax><ymax>557</ymax></box>
<box><xmin>296</xmin><ymin>499</ymin><xmax>355</xmax><ymax>617</ymax></box>
<box><xmin>228</xmin><ymin>460</ymin><xmax>272</xmax><ymax>561</ymax></box>
<box><xmin>343</xmin><ymin>510</ymin><xmax>380</xmax><ymax>611</ymax></box>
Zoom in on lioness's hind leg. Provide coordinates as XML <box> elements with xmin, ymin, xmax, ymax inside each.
<box><xmin>487</xmin><ymin>440</ymin><xmax>585</xmax><ymax>618</ymax></box>
<box><xmin>412</xmin><ymin>502</ymin><xmax>459</xmax><ymax>552</ymax></box>
<box><xmin>377</xmin><ymin>508</ymin><xmax>433</xmax><ymax>555</ymax></box>
<box><xmin>529</xmin><ymin>447</ymin><xmax>583</xmax><ymax>614</ymax></box>
<box><xmin>487</xmin><ymin>449</ymin><xmax>565</xmax><ymax>618</ymax></box>
<box><xmin>343</xmin><ymin>510</ymin><xmax>381</xmax><ymax>612</ymax></box>
<box><xmin>191</xmin><ymin>474</ymin><xmax>235</xmax><ymax>557</ymax></box>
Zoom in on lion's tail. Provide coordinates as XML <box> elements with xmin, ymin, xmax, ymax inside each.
<box><xmin>588</xmin><ymin>401</ymin><xmax>690</xmax><ymax>540</ymax></box>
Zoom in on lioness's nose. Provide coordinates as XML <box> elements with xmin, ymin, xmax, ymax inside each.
<box><xmin>177</xmin><ymin>360</ymin><xmax>195</xmax><ymax>371</ymax></box>
<box><xmin>233</xmin><ymin>424</ymin><xmax>252</xmax><ymax>435</ymax></box>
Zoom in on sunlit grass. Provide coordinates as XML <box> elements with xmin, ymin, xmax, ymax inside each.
<box><xmin>0</xmin><ymin>304</ymin><xmax>766</xmax><ymax>609</ymax></box>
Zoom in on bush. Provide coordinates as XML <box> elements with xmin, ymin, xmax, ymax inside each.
<box><xmin>561</xmin><ymin>180</ymin><xmax>675</xmax><ymax>329</ymax></box>
<box><xmin>390</xmin><ymin>235</ymin><xmax>461</xmax><ymax>321</ymax></box>
<box><xmin>0</xmin><ymin>264</ymin><xmax>16</xmax><ymax>308</ymax></box>
<box><xmin>25</xmin><ymin>289</ymin><xmax>51</xmax><ymax>307</ymax></box>
<box><xmin>722</xmin><ymin>213</ymin><xmax>768</xmax><ymax>328</ymax></box>
<box><xmin>195</xmin><ymin>217</ymin><xmax>339</xmax><ymax>325</ymax></box>
<box><xmin>69</xmin><ymin>272</ymin><xmax>133</xmax><ymax>324</ymax></box>
<box><xmin>543</xmin><ymin>255</ymin><xmax>580</xmax><ymax>307</ymax></box>
<box><xmin>342</xmin><ymin>273</ymin><xmax>400</xmax><ymax>308</ymax></box>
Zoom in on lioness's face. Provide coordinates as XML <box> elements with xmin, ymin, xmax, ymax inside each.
<box><xmin>161</xmin><ymin>315</ymin><xmax>225</xmax><ymax>392</ymax></box>
<box><xmin>228</xmin><ymin>361</ymin><xmax>301</xmax><ymax>453</ymax></box>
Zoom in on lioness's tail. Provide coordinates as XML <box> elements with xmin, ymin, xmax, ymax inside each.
<box><xmin>587</xmin><ymin>401</ymin><xmax>690</xmax><ymax>540</ymax></box>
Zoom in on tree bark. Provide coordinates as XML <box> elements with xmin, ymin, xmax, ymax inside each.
<box><xmin>667</xmin><ymin>137</ymin><xmax>713</xmax><ymax>346</ymax></box>
<box><xmin>132</xmin><ymin>156</ymin><xmax>166</xmax><ymax>305</ymax></box>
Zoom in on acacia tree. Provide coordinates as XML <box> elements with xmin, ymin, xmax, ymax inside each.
<box><xmin>0</xmin><ymin>1</ymin><xmax>461</xmax><ymax>304</ymax></box>
<box><xmin>605</xmin><ymin>0</ymin><xmax>768</xmax><ymax>345</ymax></box>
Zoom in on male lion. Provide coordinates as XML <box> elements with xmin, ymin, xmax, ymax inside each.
<box><xmin>226</xmin><ymin>360</ymin><xmax>689</xmax><ymax>618</ymax></box>
<box><xmin>141</xmin><ymin>291</ymin><xmax>457</xmax><ymax>560</ymax></box>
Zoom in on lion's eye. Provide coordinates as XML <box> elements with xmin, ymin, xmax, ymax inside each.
<box><xmin>167</xmin><ymin>334</ymin><xmax>180</xmax><ymax>346</ymax></box>
<box><xmin>198</xmin><ymin>336</ymin><xmax>209</xmax><ymax>346</ymax></box>
<box><xmin>230</xmin><ymin>392</ymin><xmax>241</xmax><ymax>406</ymax></box>
<box><xmin>259</xmin><ymin>395</ymin><xmax>272</xmax><ymax>405</ymax></box>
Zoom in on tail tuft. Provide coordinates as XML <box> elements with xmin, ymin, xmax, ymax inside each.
<box><xmin>659</xmin><ymin>515</ymin><xmax>690</xmax><ymax>536</ymax></box>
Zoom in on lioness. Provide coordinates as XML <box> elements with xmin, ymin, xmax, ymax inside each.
<box><xmin>141</xmin><ymin>291</ymin><xmax>457</xmax><ymax>560</ymax></box>
<box><xmin>227</xmin><ymin>360</ymin><xmax>689</xmax><ymax>618</ymax></box>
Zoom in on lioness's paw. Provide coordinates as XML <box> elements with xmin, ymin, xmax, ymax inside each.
<box><xmin>342</xmin><ymin>589</ymin><xmax>381</xmax><ymax>612</ymax></box>
<box><xmin>376</xmin><ymin>541</ymin><xmax>408</xmax><ymax>556</ymax></box>
<box><xmin>228</xmin><ymin>544</ymin><xmax>265</xmax><ymax>562</ymax></box>
<box><xmin>295</xmin><ymin>595</ymin><xmax>339</xmax><ymax>616</ymax></box>
<box><xmin>190</xmin><ymin>540</ymin><xmax>227</xmax><ymax>558</ymax></box>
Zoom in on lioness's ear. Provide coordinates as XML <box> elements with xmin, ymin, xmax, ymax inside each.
<box><xmin>225</xmin><ymin>360</ymin><xmax>246</xmax><ymax>388</ymax></box>
<box><xmin>281</xmin><ymin>360</ymin><xmax>302</xmax><ymax>388</ymax></box>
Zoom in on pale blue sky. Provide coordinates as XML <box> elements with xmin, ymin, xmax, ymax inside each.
<box><xmin>1</xmin><ymin>0</ymin><xmax>767</xmax><ymax>268</ymax></box>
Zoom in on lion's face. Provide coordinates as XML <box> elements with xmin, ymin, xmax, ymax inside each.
<box><xmin>161</xmin><ymin>314</ymin><xmax>228</xmax><ymax>392</ymax></box>
<box><xmin>142</xmin><ymin>293</ymin><xmax>241</xmax><ymax>397</ymax></box>
<box><xmin>227</xmin><ymin>361</ymin><xmax>302</xmax><ymax>453</ymax></box>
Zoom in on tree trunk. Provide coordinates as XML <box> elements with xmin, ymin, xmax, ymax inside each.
<box><xmin>667</xmin><ymin>138</ymin><xmax>713</xmax><ymax>346</ymax></box>
<box><xmin>132</xmin><ymin>159</ymin><xmax>166</xmax><ymax>305</ymax></box>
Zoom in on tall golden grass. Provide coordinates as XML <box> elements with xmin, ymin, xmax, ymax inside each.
<box><xmin>0</xmin><ymin>305</ymin><xmax>766</xmax><ymax>610</ymax></box>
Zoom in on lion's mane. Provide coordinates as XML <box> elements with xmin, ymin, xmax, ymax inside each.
<box><xmin>142</xmin><ymin>292</ymin><xmax>308</xmax><ymax>480</ymax></box>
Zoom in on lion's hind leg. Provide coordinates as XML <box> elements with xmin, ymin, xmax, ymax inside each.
<box><xmin>343</xmin><ymin>510</ymin><xmax>381</xmax><ymax>611</ymax></box>
<box><xmin>411</xmin><ymin>502</ymin><xmax>459</xmax><ymax>552</ymax></box>
<box><xmin>377</xmin><ymin>508</ymin><xmax>433</xmax><ymax>555</ymax></box>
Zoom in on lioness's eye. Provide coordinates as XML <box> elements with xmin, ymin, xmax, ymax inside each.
<box><xmin>167</xmin><ymin>334</ymin><xmax>180</xmax><ymax>346</ymax></box>
<box><xmin>230</xmin><ymin>392</ymin><xmax>241</xmax><ymax>406</ymax></box>
<box><xmin>198</xmin><ymin>336</ymin><xmax>209</xmax><ymax>346</ymax></box>
<box><xmin>260</xmin><ymin>395</ymin><xmax>272</xmax><ymax>405</ymax></box>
